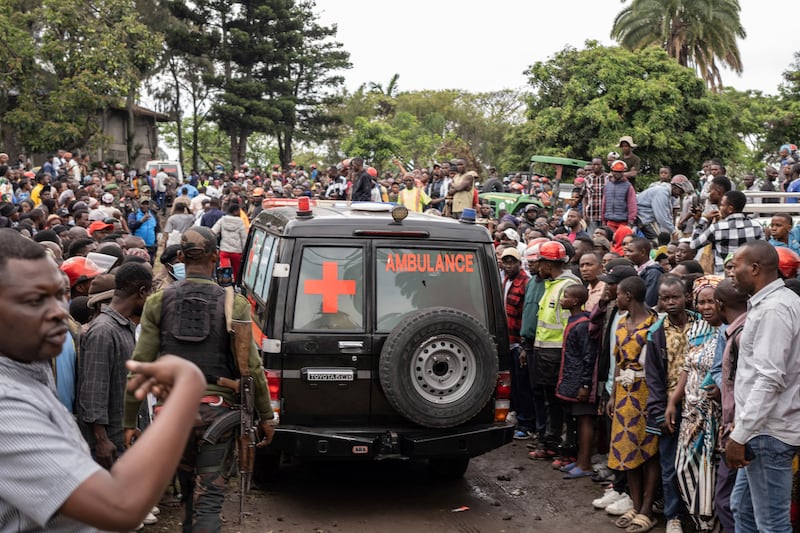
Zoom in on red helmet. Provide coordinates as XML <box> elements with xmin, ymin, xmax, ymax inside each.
<box><xmin>776</xmin><ymin>247</ymin><xmax>800</xmax><ymax>279</ymax></box>
<box><xmin>60</xmin><ymin>257</ymin><xmax>103</xmax><ymax>287</ymax></box>
<box><xmin>367</xmin><ymin>167</ymin><xmax>378</xmax><ymax>177</ymax></box>
<box><xmin>538</xmin><ymin>241</ymin><xmax>568</xmax><ymax>263</ymax></box>
<box><xmin>610</xmin><ymin>160</ymin><xmax>628</xmax><ymax>172</ymax></box>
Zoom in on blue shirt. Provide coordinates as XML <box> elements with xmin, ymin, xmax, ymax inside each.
<box><xmin>55</xmin><ymin>335</ymin><xmax>77</xmax><ymax>412</ymax></box>
<box><xmin>636</xmin><ymin>183</ymin><xmax>675</xmax><ymax>232</ymax></box>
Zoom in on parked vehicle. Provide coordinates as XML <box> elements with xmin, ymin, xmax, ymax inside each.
<box><xmin>144</xmin><ymin>160</ymin><xmax>183</xmax><ymax>183</ymax></box>
<box><xmin>237</xmin><ymin>199</ymin><xmax>514</xmax><ymax>480</ymax></box>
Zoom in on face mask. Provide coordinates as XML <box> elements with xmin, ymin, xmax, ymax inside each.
<box><xmin>171</xmin><ymin>262</ymin><xmax>186</xmax><ymax>281</ymax></box>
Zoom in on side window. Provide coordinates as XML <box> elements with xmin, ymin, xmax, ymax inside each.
<box><xmin>241</xmin><ymin>228</ymin><xmax>277</xmax><ymax>304</ymax></box>
<box><xmin>376</xmin><ymin>248</ymin><xmax>487</xmax><ymax>332</ymax></box>
<box><xmin>293</xmin><ymin>247</ymin><xmax>364</xmax><ymax>331</ymax></box>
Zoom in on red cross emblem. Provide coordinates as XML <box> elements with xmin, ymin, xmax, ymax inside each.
<box><xmin>304</xmin><ymin>261</ymin><xmax>356</xmax><ymax>313</ymax></box>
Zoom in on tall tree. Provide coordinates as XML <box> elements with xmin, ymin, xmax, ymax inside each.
<box><xmin>273</xmin><ymin>0</ymin><xmax>350</xmax><ymax>167</ymax></box>
<box><xmin>208</xmin><ymin>0</ymin><xmax>299</xmax><ymax>169</ymax></box>
<box><xmin>611</xmin><ymin>0</ymin><xmax>746</xmax><ymax>91</ymax></box>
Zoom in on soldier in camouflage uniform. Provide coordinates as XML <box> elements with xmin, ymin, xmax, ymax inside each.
<box><xmin>123</xmin><ymin>226</ymin><xmax>274</xmax><ymax>533</ymax></box>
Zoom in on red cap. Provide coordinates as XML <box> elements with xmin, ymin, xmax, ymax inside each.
<box><xmin>88</xmin><ymin>220</ymin><xmax>114</xmax><ymax>236</ymax></box>
<box><xmin>60</xmin><ymin>257</ymin><xmax>104</xmax><ymax>287</ymax></box>
<box><xmin>367</xmin><ymin>167</ymin><xmax>378</xmax><ymax>177</ymax></box>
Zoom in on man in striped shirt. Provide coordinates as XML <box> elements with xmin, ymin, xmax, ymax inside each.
<box><xmin>583</xmin><ymin>157</ymin><xmax>607</xmax><ymax>231</ymax></box>
<box><xmin>0</xmin><ymin>229</ymin><xmax>205</xmax><ymax>532</ymax></box>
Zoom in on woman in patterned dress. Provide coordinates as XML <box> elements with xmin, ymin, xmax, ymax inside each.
<box><xmin>607</xmin><ymin>276</ymin><xmax>660</xmax><ymax>532</ymax></box>
<box><xmin>667</xmin><ymin>276</ymin><xmax>722</xmax><ymax>530</ymax></box>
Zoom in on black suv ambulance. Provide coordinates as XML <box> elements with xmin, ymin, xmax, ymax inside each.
<box><xmin>238</xmin><ymin>200</ymin><xmax>513</xmax><ymax>479</ymax></box>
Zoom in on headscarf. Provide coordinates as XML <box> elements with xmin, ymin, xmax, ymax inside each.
<box><xmin>692</xmin><ymin>275</ymin><xmax>722</xmax><ymax>300</ymax></box>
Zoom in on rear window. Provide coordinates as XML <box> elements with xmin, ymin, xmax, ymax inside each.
<box><xmin>293</xmin><ymin>246</ymin><xmax>364</xmax><ymax>331</ymax></box>
<box><xmin>375</xmin><ymin>248</ymin><xmax>487</xmax><ymax>332</ymax></box>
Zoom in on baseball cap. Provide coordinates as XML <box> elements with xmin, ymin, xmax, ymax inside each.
<box><xmin>87</xmin><ymin>273</ymin><xmax>116</xmax><ymax>309</ymax></box>
<box><xmin>500</xmin><ymin>247</ymin><xmax>521</xmax><ymax>261</ymax></box>
<box><xmin>502</xmin><ymin>228</ymin><xmax>520</xmax><ymax>243</ymax></box>
<box><xmin>181</xmin><ymin>226</ymin><xmax>217</xmax><ymax>260</ymax></box>
<box><xmin>610</xmin><ymin>160</ymin><xmax>628</xmax><ymax>172</ymax></box>
<box><xmin>524</xmin><ymin>238</ymin><xmax>550</xmax><ymax>260</ymax></box>
<box><xmin>599</xmin><ymin>264</ymin><xmax>638</xmax><ymax>284</ymax></box>
<box><xmin>101</xmin><ymin>193</ymin><xmax>114</xmax><ymax>204</ymax></box>
<box><xmin>593</xmin><ymin>237</ymin><xmax>612</xmax><ymax>251</ymax></box>
<box><xmin>60</xmin><ymin>256</ymin><xmax>103</xmax><ymax>287</ymax></box>
<box><xmin>88</xmin><ymin>220</ymin><xmax>114</xmax><ymax>236</ymax></box>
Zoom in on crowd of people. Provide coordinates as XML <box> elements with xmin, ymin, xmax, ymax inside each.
<box><xmin>1</xmin><ymin>137</ymin><xmax>800</xmax><ymax>532</ymax></box>
<box><xmin>494</xmin><ymin>138</ymin><xmax>800</xmax><ymax>533</ymax></box>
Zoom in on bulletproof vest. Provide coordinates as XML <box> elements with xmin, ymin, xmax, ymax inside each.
<box><xmin>160</xmin><ymin>280</ymin><xmax>237</xmax><ymax>383</ymax></box>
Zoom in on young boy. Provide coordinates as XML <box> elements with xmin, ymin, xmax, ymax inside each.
<box><xmin>555</xmin><ymin>284</ymin><xmax>599</xmax><ymax>478</ymax></box>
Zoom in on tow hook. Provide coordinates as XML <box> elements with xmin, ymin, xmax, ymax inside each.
<box><xmin>376</xmin><ymin>431</ymin><xmax>401</xmax><ymax>458</ymax></box>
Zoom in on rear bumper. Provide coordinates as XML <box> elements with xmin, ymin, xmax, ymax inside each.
<box><xmin>263</xmin><ymin>423</ymin><xmax>513</xmax><ymax>460</ymax></box>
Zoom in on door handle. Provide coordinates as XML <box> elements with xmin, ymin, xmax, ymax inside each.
<box><xmin>338</xmin><ymin>341</ymin><xmax>364</xmax><ymax>350</ymax></box>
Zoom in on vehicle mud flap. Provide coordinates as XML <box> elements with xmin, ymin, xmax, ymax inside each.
<box><xmin>378</xmin><ymin>307</ymin><xmax>498</xmax><ymax>429</ymax></box>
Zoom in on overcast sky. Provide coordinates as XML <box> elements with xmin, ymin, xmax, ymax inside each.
<box><xmin>314</xmin><ymin>0</ymin><xmax>799</xmax><ymax>96</ymax></box>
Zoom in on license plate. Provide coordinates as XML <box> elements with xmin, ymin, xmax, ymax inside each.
<box><xmin>304</xmin><ymin>369</ymin><xmax>355</xmax><ymax>382</ymax></box>
<box><xmin>352</xmin><ymin>445</ymin><xmax>369</xmax><ymax>454</ymax></box>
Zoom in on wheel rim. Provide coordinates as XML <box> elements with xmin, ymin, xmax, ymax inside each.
<box><xmin>410</xmin><ymin>335</ymin><xmax>477</xmax><ymax>404</ymax></box>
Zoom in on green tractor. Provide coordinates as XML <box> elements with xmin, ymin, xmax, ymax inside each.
<box><xmin>478</xmin><ymin>155</ymin><xmax>590</xmax><ymax>218</ymax></box>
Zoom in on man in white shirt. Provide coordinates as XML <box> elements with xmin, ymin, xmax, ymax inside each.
<box><xmin>728</xmin><ymin>240</ymin><xmax>800</xmax><ymax>532</ymax></box>
<box><xmin>154</xmin><ymin>171</ymin><xmax>168</xmax><ymax>213</ymax></box>
<box><xmin>189</xmin><ymin>186</ymin><xmax>210</xmax><ymax>215</ymax></box>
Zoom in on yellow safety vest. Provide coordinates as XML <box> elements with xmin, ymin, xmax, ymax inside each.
<box><xmin>534</xmin><ymin>275</ymin><xmax>579</xmax><ymax>349</ymax></box>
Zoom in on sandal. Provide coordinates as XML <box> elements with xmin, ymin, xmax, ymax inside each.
<box><xmin>625</xmin><ymin>514</ymin><xmax>656</xmax><ymax>533</ymax></box>
<box><xmin>528</xmin><ymin>448</ymin><xmax>558</xmax><ymax>460</ymax></box>
<box><xmin>614</xmin><ymin>509</ymin><xmax>638</xmax><ymax>528</ymax></box>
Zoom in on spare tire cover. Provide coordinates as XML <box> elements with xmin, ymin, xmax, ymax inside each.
<box><xmin>379</xmin><ymin>307</ymin><xmax>498</xmax><ymax>428</ymax></box>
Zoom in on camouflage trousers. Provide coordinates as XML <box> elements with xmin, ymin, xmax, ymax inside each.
<box><xmin>178</xmin><ymin>403</ymin><xmax>234</xmax><ymax>533</ymax></box>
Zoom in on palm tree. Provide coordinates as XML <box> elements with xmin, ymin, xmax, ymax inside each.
<box><xmin>367</xmin><ymin>73</ymin><xmax>401</xmax><ymax>97</ymax></box>
<box><xmin>611</xmin><ymin>0</ymin><xmax>746</xmax><ymax>91</ymax></box>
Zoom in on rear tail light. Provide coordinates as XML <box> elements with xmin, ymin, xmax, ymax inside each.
<box><xmin>265</xmin><ymin>369</ymin><xmax>282</xmax><ymax>421</ymax></box>
<box><xmin>494</xmin><ymin>371</ymin><xmax>511</xmax><ymax>423</ymax></box>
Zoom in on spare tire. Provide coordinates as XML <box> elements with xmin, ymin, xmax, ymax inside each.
<box><xmin>481</xmin><ymin>178</ymin><xmax>504</xmax><ymax>193</ymax></box>
<box><xmin>379</xmin><ymin>307</ymin><xmax>498</xmax><ymax>428</ymax></box>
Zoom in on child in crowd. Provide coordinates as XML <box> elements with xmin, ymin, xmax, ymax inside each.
<box><xmin>555</xmin><ymin>284</ymin><xmax>599</xmax><ymax>479</ymax></box>
<box><xmin>607</xmin><ymin>276</ymin><xmax>660</xmax><ymax>533</ymax></box>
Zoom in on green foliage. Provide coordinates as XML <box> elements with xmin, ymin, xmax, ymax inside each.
<box><xmin>507</xmin><ymin>42</ymin><xmax>741</xmax><ymax>184</ymax></box>
<box><xmin>340</xmin><ymin>117</ymin><xmax>402</xmax><ymax>172</ymax></box>
<box><xmin>1</xmin><ymin>0</ymin><xmax>161</xmax><ymax>152</ymax></box>
<box><xmin>333</xmin><ymin>86</ymin><xmax>524</xmax><ymax>174</ymax></box>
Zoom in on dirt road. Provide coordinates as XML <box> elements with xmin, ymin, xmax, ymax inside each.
<box><xmin>148</xmin><ymin>440</ymin><xmax>662</xmax><ymax>532</ymax></box>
